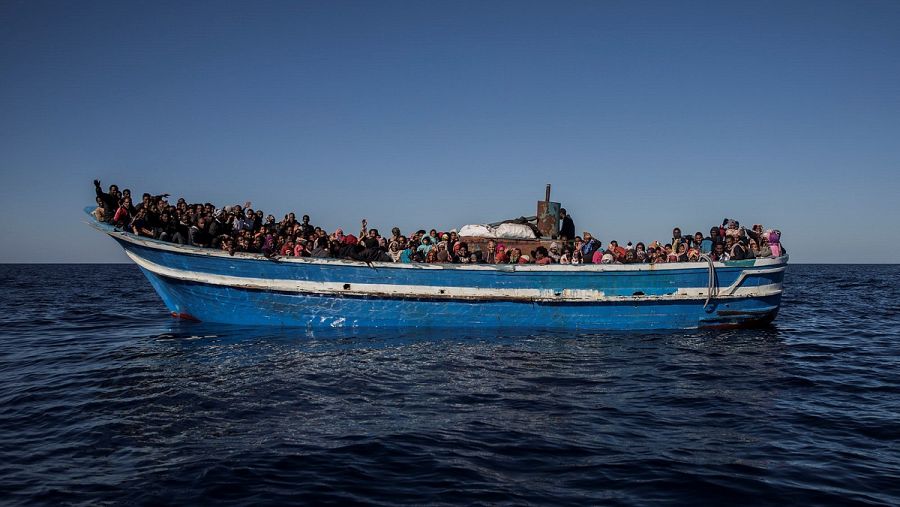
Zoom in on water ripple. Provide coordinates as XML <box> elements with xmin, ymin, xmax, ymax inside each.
<box><xmin>0</xmin><ymin>264</ymin><xmax>899</xmax><ymax>505</ymax></box>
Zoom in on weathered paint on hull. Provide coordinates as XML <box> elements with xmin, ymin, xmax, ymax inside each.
<box><xmin>87</xmin><ymin>210</ymin><xmax>787</xmax><ymax>330</ymax></box>
<box><xmin>138</xmin><ymin>266</ymin><xmax>781</xmax><ymax>329</ymax></box>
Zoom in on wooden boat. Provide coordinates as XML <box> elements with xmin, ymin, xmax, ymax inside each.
<box><xmin>86</xmin><ymin>207</ymin><xmax>787</xmax><ymax>330</ymax></box>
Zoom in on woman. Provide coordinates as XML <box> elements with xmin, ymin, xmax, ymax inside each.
<box><xmin>548</xmin><ymin>242</ymin><xmax>561</xmax><ymax>263</ymax></box>
<box><xmin>435</xmin><ymin>242</ymin><xmax>451</xmax><ymax>263</ymax></box>
<box><xmin>635</xmin><ymin>242</ymin><xmax>648</xmax><ymax>263</ymax></box>
<box><xmin>495</xmin><ymin>244</ymin><xmax>508</xmax><ymax>264</ymax></box>
<box><xmin>388</xmin><ymin>241</ymin><xmax>403</xmax><ymax>262</ymax></box>
<box><xmin>756</xmin><ymin>237</ymin><xmax>773</xmax><ymax>258</ymax></box>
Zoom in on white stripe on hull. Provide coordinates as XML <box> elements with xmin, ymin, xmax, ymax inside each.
<box><xmin>126</xmin><ymin>250</ymin><xmax>783</xmax><ymax>303</ymax></box>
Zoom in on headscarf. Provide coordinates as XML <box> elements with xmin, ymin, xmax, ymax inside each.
<box><xmin>389</xmin><ymin>241</ymin><xmax>402</xmax><ymax>262</ymax></box>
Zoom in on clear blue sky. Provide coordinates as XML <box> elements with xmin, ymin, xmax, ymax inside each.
<box><xmin>2</xmin><ymin>0</ymin><xmax>898</xmax><ymax>263</ymax></box>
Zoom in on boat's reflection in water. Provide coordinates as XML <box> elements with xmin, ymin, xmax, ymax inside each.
<box><xmin>148</xmin><ymin>319</ymin><xmax>785</xmax><ymax>355</ymax></box>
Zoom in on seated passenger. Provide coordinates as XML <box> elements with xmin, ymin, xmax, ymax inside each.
<box><xmin>534</xmin><ymin>246</ymin><xmax>552</xmax><ymax>265</ymax></box>
<box><xmin>417</xmin><ymin>236</ymin><xmax>433</xmax><ymax>256</ymax></box>
<box><xmin>310</xmin><ymin>236</ymin><xmax>330</xmax><ymax>258</ymax></box>
<box><xmin>606</xmin><ymin>240</ymin><xmax>626</xmax><ymax>263</ymax></box>
<box><xmin>495</xmin><ymin>244</ymin><xmax>508</xmax><ymax>264</ymax></box>
<box><xmin>548</xmin><ymin>242</ymin><xmax>561</xmax><ymax>263</ymax></box>
<box><xmin>484</xmin><ymin>240</ymin><xmax>497</xmax><ymax>263</ymax></box>
<box><xmin>591</xmin><ymin>244</ymin><xmax>605</xmax><ymax>264</ymax></box>
<box><xmin>712</xmin><ymin>242</ymin><xmax>730</xmax><ymax>262</ymax></box>
<box><xmin>635</xmin><ymin>242</ymin><xmax>647</xmax><ymax>262</ymax></box>
<box><xmin>388</xmin><ymin>241</ymin><xmax>403</xmax><ymax>262</ymax></box>
<box><xmin>435</xmin><ymin>242</ymin><xmax>451</xmax><ymax>263</ymax></box>
<box><xmin>570</xmin><ymin>249</ymin><xmax>583</xmax><ymax>265</ymax></box>
<box><xmin>112</xmin><ymin>197</ymin><xmax>133</xmax><ymax>227</ymax></box>
<box><xmin>452</xmin><ymin>242</ymin><xmax>469</xmax><ymax>263</ymax></box>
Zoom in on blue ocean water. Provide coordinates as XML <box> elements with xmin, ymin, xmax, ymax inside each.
<box><xmin>0</xmin><ymin>264</ymin><xmax>898</xmax><ymax>506</ymax></box>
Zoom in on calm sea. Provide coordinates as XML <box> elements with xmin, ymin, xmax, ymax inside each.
<box><xmin>0</xmin><ymin>264</ymin><xmax>898</xmax><ymax>506</ymax></box>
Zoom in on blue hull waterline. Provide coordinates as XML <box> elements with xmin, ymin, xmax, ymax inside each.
<box><xmin>87</xmin><ymin>212</ymin><xmax>787</xmax><ymax>330</ymax></box>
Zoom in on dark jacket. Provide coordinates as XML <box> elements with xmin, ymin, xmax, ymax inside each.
<box><xmin>560</xmin><ymin>216</ymin><xmax>575</xmax><ymax>240</ymax></box>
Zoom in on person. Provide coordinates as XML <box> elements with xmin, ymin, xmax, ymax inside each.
<box><xmin>93</xmin><ymin>180</ymin><xmax>120</xmax><ymax>211</ymax></box>
<box><xmin>435</xmin><ymin>242</ymin><xmax>451</xmax><ymax>263</ymax></box>
<box><xmin>495</xmin><ymin>244</ymin><xmax>508</xmax><ymax>264</ymax></box>
<box><xmin>671</xmin><ymin>227</ymin><xmax>683</xmax><ymax>249</ymax></box>
<box><xmin>91</xmin><ymin>196</ymin><xmax>108</xmax><ymax>222</ymax></box>
<box><xmin>310</xmin><ymin>236</ymin><xmax>330</xmax><ymax>258</ymax></box>
<box><xmin>581</xmin><ymin>232</ymin><xmax>602</xmax><ymax>264</ymax></box>
<box><xmin>188</xmin><ymin>217</ymin><xmax>210</xmax><ymax>247</ymax></box>
<box><xmin>399</xmin><ymin>241</ymin><xmax>413</xmax><ymax>263</ymax></box>
<box><xmin>112</xmin><ymin>197</ymin><xmax>133</xmax><ymax>227</ymax></box>
<box><xmin>390</xmin><ymin>227</ymin><xmax>402</xmax><ymax>245</ymax></box>
<box><xmin>388</xmin><ymin>241</ymin><xmax>403</xmax><ymax>262</ymax></box>
<box><xmin>130</xmin><ymin>208</ymin><xmax>154</xmax><ymax>237</ymax></box>
<box><xmin>559</xmin><ymin>208</ymin><xmax>575</xmax><ymax>240</ymax></box>
<box><xmin>417</xmin><ymin>236</ymin><xmax>433</xmax><ymax>256</ymax></box>
<box><xmin>756</xmin><ymin>237</ymin><xmax>773</xmax><ymax>258</ymax></box>
<box><xmin>484</xmin><ymin>240</ymin><xmax>497</xmax><ymax>263</ymax></box>
<box><xmin>571</xmin><ymin>249</ymin><xmax>583</xmax><ymax>265</ymax></box>
<box><xmin>548</xmin><ymin>242</ymin><xmax>561</xmax><ymax>263</ymax></box>
<box><xmin>712</xmin><ymin>242</ymin><xmax>730</xmax><ymax>262</ymax></box>
<box><xmin>535</xmin><ymin>246</ymin><xmax>552</xmax><ymax>265</ymax></box>
<box><xmin>675</xmin><ymin>242</ymin><xmax>688</xmax><ymax>262</ymax></box>
<box><xmin>635</xmin><ymin>242</ymin><xmax>647</xmax><ymax>262</ymax></box>
<box><xmin>452</xmin><ymin>242</ymin><xmax>469</xmax><ymax>263</ymax></box>
<box><xmin>606</xmin><ymin>240</ymin><xmax>626</xmax><ymax>263</ymax></box>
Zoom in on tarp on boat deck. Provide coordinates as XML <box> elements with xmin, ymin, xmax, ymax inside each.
<box><xmin>458</xmin><ymin>223</ymin><xmax>538</xmax><ymax>239</ymax></box>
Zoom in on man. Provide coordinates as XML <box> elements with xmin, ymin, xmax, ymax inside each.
<box><xmin>581</xmin><ymin>232</ymin><xmax>602</xmax><ymax>264</ymax></box>
<box><xmin>712</xmin><ymin>241</ymin><xmax>729</xmax><ymax>262</ymax></box>
<box><xmin>93</xmin><ymin>180</ymin><xmax>120</xmax><ymax>211</ymax></box>
<box><xmin>559</xmin><ymin>208</ymin><xmax>575</xmax><ymax>241</ymax></box>
<box><xmin>189</xmin><ymin>217</ymin><xmax>210</xmax><ymax>247</ymax></box>
<box><xmin>299</xmin><ymin>215</ymin><xmax>314</xmax><ymax>236</ymax></box>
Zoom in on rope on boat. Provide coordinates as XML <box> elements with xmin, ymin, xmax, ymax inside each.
<box><xmin>699</xmin><ymin>254</ymin><xmax>718</xmax><ymax>309</ymax></box>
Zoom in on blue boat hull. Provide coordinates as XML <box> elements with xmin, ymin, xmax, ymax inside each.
<box><xmin>88</xmin><ymin>214</ymin><xmax>786</xmax><ymax>330</ymax></box>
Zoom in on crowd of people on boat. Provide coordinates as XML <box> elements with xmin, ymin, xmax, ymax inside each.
<box><xmin>92</xmin><ymin>180</ymin><xmax>784</xmax><ymax>265</ymax></box>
